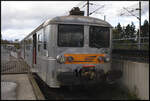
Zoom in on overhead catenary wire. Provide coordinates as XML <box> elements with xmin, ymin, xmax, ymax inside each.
<box><xmin>122</xmin><ymin>7</ymin><xmax>140</xmax><ymax>19</ymax></box>
<box><xmin>89</xmin><ymin>5</ymin><xmax>105</xmax><ymax>15</ymax></box>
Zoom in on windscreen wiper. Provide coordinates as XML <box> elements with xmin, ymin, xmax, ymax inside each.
<box><xmin>94</xmin><ymin>43</ymin><xmax>102</xmax><ymax>49</ymax></box>
<box><xmin>91</xmin><ymin>39</ymin><xmax>102</xmax><ymax>48</ymax></box>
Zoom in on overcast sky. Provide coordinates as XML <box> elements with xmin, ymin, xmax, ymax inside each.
<box><xmin>1</xmin><ymin>1</ymin><xmax>149</xmax><ymax>41</ymax></box>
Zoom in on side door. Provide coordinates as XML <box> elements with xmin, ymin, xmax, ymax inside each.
<box><xmin>33</xmin><ymin>33</ymin><xmax>37</xmax><ymax>64</ymax></box>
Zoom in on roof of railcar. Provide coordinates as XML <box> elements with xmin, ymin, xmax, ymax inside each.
<box><xmin>46</xmin><ymin>15</ymin><xmax>112</xmax><ymax>27</ymax></box>
<box><xmin>21</xmin><ymin>15</ymin><xmax>112</xmax><ymax>42</ymax></box>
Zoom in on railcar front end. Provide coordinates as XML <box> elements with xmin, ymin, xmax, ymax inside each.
<box><xmin>54</xmin><ymin>23</ymin><xmax>118</xmax><ymax>87</ymax></box>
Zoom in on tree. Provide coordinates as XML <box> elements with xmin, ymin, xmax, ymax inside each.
<box><xmin>130</xmin><ymin>22</ymin><xmax>136</xmax><ymax>37</ymax></box>
<box><xmin>124</xmin><ymin>22</ymin><xmax>136</xmax><ymax>38</ymax></box>
<box><xmin>112</xmin><ymin>23</ymin><xmax>123</xmax><ymax>39</ymax></box>
<box><xmin>1</xmin><ymin>39</ymin><xmax>10</xmax><ymax>44</ymax></box>
<box><xmin>122</xmin><ymin>26</ymin><xmax>126</xmax><ymax>38</ymax></box>
<box><xmin>113</xmin><ymin>22</ymin><xmax>136</xmax><ymax>39</ymax></box>
<box><xmin>15</xmin><ymin>39</ymin><xmax>19</xmax><ymax>42</ymax></box>
<box><xmin>141</xmin><ymin>20</ymin><xmax>149</xmax><ymax>37</ymax></box>
<box><xmin>112</xmin><ymin>28</ymin><xmax>119</xmax><ymax>39</ymax></box>
<box><xmin>116</xmin><ymin>23</ymin><xmax>123</xmax><ymax>38</ymax></box>
<box><xmin>124</xmin><ymin>24</ymin><xmax>130</xmax><ymax>38</ymax></box>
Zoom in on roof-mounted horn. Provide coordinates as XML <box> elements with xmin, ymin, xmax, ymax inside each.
<box><xmin>69</xmin><ymin>7</ymin><xmax>84</xmax><ymax>16</ymax></box>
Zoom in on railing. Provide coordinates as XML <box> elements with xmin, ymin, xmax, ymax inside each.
<box><xmin>112</xmin><ymin>37</ymin><xmax>149</xmax><ymax>50</ymax></box>
<box><xmin>1</xmin><ymin>45</ymin><xmax>30</xmax><ymax>74</ymax></box>
<box><xmin>112</xmin><ymin>49</ymin><xmax>149</xmax><ymax>63</ymax></box>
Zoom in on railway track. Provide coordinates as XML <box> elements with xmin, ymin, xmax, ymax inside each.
<box><xmin>33</xmin><ymin>73</ymin><xmax>137</xmax><ymax>100</ymax></box>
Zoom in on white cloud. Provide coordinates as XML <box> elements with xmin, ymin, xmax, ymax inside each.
<box><xmin>1</xmin><ymin>1</ymin><xmax>149</xmax><ymax>41</ymax></box>
<box><xmin>2</xmin><ymin>29</ymin><xmax>33</xmax><ymax>41</ymax></box>
<box><xmin>1</xmin><ymin>1</ymin><xmax>80</xmax><ymax>30</ymax></box>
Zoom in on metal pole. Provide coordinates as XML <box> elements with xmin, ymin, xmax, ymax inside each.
<box><xmin>104</xmin><ymin>15</ymin><xmax>106</xmax><ymax>21</ymax></box>
<box><xmin>138</xmin><ymin>1</ymin><xmax>141</xmax><ymax>50</ymax></box>
<box><xmin>87</xmin><ymin>0</ymin><xmax>89</xmax><ymax>16</ymax></box>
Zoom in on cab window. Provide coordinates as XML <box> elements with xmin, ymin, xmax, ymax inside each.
<box><xmin>89</xmin><ymin>26</ymin><xmax>110</xmax><ymax>48</ymax></box>
<box><xmin>58</xmin><ymin>24</ymin><xmax>84</xmax><ymax>47</ymax></box>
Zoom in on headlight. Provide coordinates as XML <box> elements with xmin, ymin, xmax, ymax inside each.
<box><xmin>67</xmin><ymin>56</ymin><xmax>74</xmax><ymax>62</ymax></box>
<box><xmin>104</xmin><ymin>55</ymin><xmax>110</xmax><ymax>62</ymax></box>
<box><xmin>56</xmin><ymin>55</ymin><xmax>66</xmax><ymax>64</ymax></box>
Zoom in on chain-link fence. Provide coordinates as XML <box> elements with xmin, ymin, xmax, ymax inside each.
<box><xmin>1</xmin><ymin>44</ymin><xmax>30</xmax><ymax>74</ymax></box>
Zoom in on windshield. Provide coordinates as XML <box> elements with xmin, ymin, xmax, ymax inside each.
<box><xmin>89</xmin><ymin>26</ymin><xmax>110</xmax><ymax>48</ymax></box>
<box><xmin>58</xmin><ymin>24</ymin><xmax>84</xmax><ymax>47</ymax></box>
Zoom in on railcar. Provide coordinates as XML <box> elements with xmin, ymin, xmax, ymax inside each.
<box><xmin>20</xmin><ymin>8</ymin><xmax>121</xmax><ymax>88</ymax></box>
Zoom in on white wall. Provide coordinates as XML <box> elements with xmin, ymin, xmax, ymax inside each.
<box><xmin>112</xmin><ymin>59</ymin><xmax>149</xmax><ymax>100</ymax></box>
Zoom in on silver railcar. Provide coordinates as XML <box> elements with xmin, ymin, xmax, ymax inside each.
<box><xmin>20</xmin><ymin>12</ymin><xmax>121</xmax><ymax>88</ymax></box>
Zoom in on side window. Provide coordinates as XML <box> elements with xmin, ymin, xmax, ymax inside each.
<box><xmin>43</xmin><ymin>26</ymin><xmax>49</xmax><ymax>57</ymax></box>
<box><xmin>43</xmin><ymin>26</ymin><xmax>49</xmax><ymax>50</ymax></box>
<box><xmin>43</xmin><ymin>32</ymin><xmax>47</xmax><ymax>50</ymax></box>
<box><xmin>37</xmin><ymin>27</ymin><xmax>49</xmax><ymax>57</ymax></box>
<box><xmin>38</xmin><ymin>33</ymin><xmax>42</xmax><ymax>54</ymax></box>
